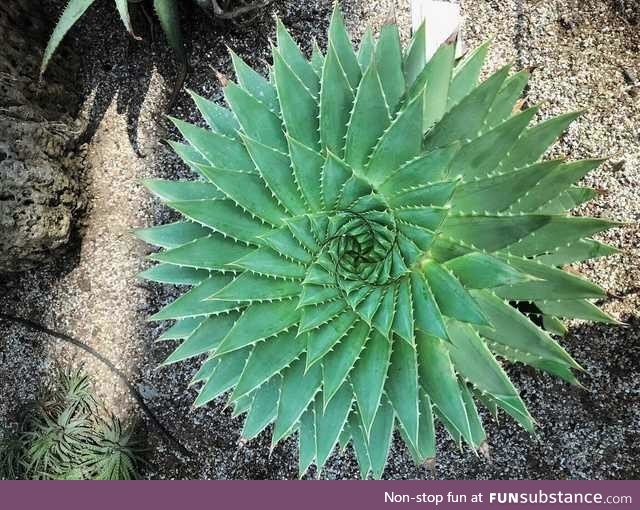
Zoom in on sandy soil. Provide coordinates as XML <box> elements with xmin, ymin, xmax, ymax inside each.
<box><xmin>1</xmin><ymin>0</ymin><xmax>638</xmax><ymax>479</ymax></box>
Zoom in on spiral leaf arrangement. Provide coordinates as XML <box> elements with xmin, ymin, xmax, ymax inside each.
<box><xmin>137</xmin><ymin>6</ymin><xmax>620</xmax><ymax>478</ymax></box>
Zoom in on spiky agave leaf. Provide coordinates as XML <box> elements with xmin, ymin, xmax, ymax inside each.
<box><xmin>139</xmin><ymin>6</ymin><xmax>620</xmax><ymax>478</ymax></box>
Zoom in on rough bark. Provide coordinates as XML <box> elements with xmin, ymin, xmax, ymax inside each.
<box><xmin>0</xmin><ymin>0</ymin><xmax>85</xmax><ymax>273</ymax></box>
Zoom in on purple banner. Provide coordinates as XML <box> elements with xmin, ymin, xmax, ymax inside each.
<box><xmin>1</xmin><ymin>480</ymin><xmax>638</xmax><ymax>510</ymax></box>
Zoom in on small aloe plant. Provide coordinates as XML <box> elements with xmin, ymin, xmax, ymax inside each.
<box><xmin>41</xmin><ymin>0</ymin><xmax>274</xmax><ymax>75</ymax></box>
<box><xmin>41</xmin><ymin>0</ymin><xmax>270</xmax><ymax>107</ymax></box>
<box><xmin>137</xmin><ymin>6</ymin><xmax>620</xmax><ymax>478</ymax></box>
<box><xmin>0</xmin><ymin>368</ymin><xmax>144</xmax><ymax>480</ymax></box>
<box><xmin>41</xmin><ymin>0</ymin><xmax>184</xmax><ymax>77</ymax></box>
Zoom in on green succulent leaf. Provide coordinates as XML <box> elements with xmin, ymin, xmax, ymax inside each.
<box><xmin>403</xmin><ymin>21</ymin><xmax>427</xmax><ymax>89</ymax></box>
<box><xmin>153</xmin><ymin>0</ymin><xmax>185</xmax><ymax>64</ymax></box>
<box><xmin>374</xmin><ymin>24</ymin><xmax>405</xmax><ymax>113</ymax></box>
<box><xmin>297</xmin><ymin>406</ymin><xmax>316</xmax><ymax>477</ymax></box>
<box><xmin>115</xmin><ymin>0</ymin><xmax>135</xmax><ymax>38</ymax></box>
<box><xmin>41</xmin><ymin>0</ymin><xmax>97</xmax><ymax>77</ymax></box>
<box><xmin>447</xmin><ymin>42</ymin><xmax>489</xmax><ymax>108</ymax></box>
<box><xmin>242</xmin><ymin>376</ymin><xmax>281</xmax><ymax>440</ymax></box>
<box><xmin>229</xmin><ymin>50</ymin><xmax>279</xmax><ymax>114</ymax></box>
<box><xmin>314</xmin><ymin>384</ymin><xmax>352</xmax><ymax>472</ymax></box>
<box><xmin>140</xmin><ymin>9</ymin><xmax>618</xmax><ymax>478</ymax></box>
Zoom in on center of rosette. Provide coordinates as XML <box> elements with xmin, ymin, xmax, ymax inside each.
<box><xmin>325</xmin><ymin>210</ymin><xmax>396</xmax><ymax>287</ymax></box>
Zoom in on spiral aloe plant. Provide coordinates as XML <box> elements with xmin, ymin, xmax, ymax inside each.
<box><xmin>137</xmin><ymin>6</ymin><xmax>620</xmax><ymax>478</ymax></box>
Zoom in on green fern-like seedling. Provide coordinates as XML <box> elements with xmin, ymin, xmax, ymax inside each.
<box><xmin>138</xmin><ymin>6</ymin><xmax>621</xmax><ymax>478</ymax></box>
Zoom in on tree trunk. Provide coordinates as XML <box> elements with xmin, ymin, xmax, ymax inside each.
<box><xmin>0</xmin><ymin>0</ymin><xmax>85</xmax><ymax>273</ymax></box>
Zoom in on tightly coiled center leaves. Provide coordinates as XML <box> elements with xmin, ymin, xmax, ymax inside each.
<box><xmin>137</xmin><ymin>7</ymin><xmax>619</xmax><ymax>479</ymax></box>
<box><xmin>327</xmin><ymin>210</ymin><xmax>395</xmax><ymax>278</ymax></box>
<box><xmin>316</xmin><ymin>207</ymin><xmax>397</xmax><ymax>286</ymax></box>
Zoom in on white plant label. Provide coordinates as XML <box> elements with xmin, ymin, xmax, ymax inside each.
<box><xmin>410</xmin><ymin>0</ymin><xmax>463</xmax><ymax>58</ymax></box>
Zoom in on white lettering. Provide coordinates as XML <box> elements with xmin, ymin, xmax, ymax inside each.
<box><xmin>384</xmin><ymin>492</ymin><xmax>409</xmax><ymax>503</ymax></box>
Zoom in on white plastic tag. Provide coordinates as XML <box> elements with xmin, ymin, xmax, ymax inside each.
<box><xmin>410</xmin><ymin>0</ymin><xmax>463</xmax><ymax>59</ymax></box>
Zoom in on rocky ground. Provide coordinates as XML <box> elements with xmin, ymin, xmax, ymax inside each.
<box><xmin>0</xmin><ymin>0</ymin><xmax>638</xmax><ymax>479</ymax></box>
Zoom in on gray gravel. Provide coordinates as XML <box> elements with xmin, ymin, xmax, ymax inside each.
<box><xmin>1</xmin><ymin>0</ymin><xmax>638</xmax><ymax>479</ymax></box>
